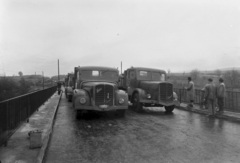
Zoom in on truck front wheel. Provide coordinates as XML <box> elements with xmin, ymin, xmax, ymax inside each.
<box><xmin>165</xmin><ymin>105</ymin><xmax>175</xmax><ymax>113</ymax></box>
<box><xmin>132</xmin><ymin>93</ymin><xmax>143</xmax><ymax>112</ymax></box>
<box><xmin>116</xmin><ymin>110</ymin><xmax>126</xmax><ymax>117</ymax></box>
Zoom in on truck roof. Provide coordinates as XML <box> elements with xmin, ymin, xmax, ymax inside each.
<box><xmin>77</xmin><ymin>66</ymin><xmax>119</xmax><ymax>72</ymax></box>
<box><xmin>126</xmin><ymin>67</ymin><xmax>166</xmax><ymax>73</ymax></box>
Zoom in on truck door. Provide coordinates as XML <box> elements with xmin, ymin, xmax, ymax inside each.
<box><xmin>127</xmin><ymin>70</ymin><xmax>136</xmax><ymax>95</ymax></box>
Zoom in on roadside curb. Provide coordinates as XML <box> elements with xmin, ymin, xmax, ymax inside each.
<box><xmin>176</xmin><ymin>105</ymin><xmax>240</xmax><ymax>123</ymax></box>
<box><xmin>36</xmin><ymin>91</ymin><xmax>62</xmax><ymax>163</ymax></box>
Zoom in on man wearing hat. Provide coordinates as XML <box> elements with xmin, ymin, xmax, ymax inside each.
<box><xmin>204</xmin><ymin>78</ymin><xmax>216</xmax><ymax>117</ymax></box>
<box><xmin>216</xmin><ymin>78</ymin><xmax>226</xmax><ymax>114</ymax></box>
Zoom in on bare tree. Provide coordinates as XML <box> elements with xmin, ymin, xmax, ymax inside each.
<box><xmin>224</xmin><ymin>70</ymin><xmax>240</xmax><ymax>90</ymax></box>
<box><xmin>18</xmin><ymin>71</ymin><xmax>23</xmax><ymax>77</ymax></box>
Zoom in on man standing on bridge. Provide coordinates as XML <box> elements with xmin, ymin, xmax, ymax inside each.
<box><xmin>204</xmin><ymin>78</ymin><xmax>216</xmax><ymax>117</ymax></box>
<box><xmin>216</xmin><ymin>78</ymin><xmax>226</xmax><ymax>115</ymax></box>
<box><xmin>185</xmin><ymin>77</ymin><xmax>195</xmax><ymax>108</ymax></box>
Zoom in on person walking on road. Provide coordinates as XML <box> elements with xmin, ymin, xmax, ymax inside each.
<box><xmin>216</xmin><ymin>78</ymin><xmax>226</xmax><ymax>115</ymax></box>
<box><xmin>204</xmin><ymin>78</ymin><xmax>216</xmax><ymax>117</ymax></box>
<box><xmin>185</xmin><ymin>77</ymin><xmax>195</xmax><ymax>108</ymax></box>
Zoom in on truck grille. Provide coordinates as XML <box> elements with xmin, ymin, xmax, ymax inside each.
<box><xmin>95</xmin><ymin>84</ymin><xmax>114</xmax><ymax>106</ymax></box>
<box><xmin>159</xmin><ymin>83</ymin><xmax>173</xmax><ymax>101</ymax></box>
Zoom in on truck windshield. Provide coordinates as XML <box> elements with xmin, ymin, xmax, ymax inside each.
<box><xmin>138</xmin><ymin>71</ymin><xmax>152</xmax><ymax>80</ymax></box>
<box><xmin>138</xmin><ymin>71</ymin><xmax>165</xmax><ymax>81</ymax></box>
<box><xmin>80</xmin><ymin>70</ymin><xmax>118</xmax><ymax>81</ymax></box>
<box><xmin>152</xmin><ymin>72</ymin><xmax>165</xmax><ymax>81</ymax></box>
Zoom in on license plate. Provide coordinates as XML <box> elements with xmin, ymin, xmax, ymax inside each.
<box><xmin>99</xmin><ymin>105</ymin><xmax>109</xmax><ymax>109</ymax></box>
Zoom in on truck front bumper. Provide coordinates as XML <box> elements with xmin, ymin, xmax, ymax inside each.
<box><xmin>140</xmin><ymin>99</ymin><xmax>175</xmax><ymax>107</ymax></box>
<box><xmin>75</xmin><ymin>105</ymin><xmax>128</xmax><ymax>111</ymax></box>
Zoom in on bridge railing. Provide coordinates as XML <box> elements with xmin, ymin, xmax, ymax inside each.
<box><xmin>173</xmin><ymin>88</ymin><xmax>240</xmax><ymax>113</ymax></box>
<box><xmin>0</xmin><ymin>86</ymin><xmax>57</xmax><ymax>147</ymax></box>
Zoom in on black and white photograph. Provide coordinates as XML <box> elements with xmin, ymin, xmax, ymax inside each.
<box><xmin>0</xmin><ymin>0</ymin><xmax>240</xmax><ymax>163</ymax></box>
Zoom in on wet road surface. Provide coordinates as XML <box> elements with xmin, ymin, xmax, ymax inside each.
<box><xmin>45</xmin><ymin>95</ymin><xmax>240</xmax><ymax>163</ymax></box>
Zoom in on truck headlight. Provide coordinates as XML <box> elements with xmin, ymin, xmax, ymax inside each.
<box><xmin>119</xmin><ymin>98</ymin><xmax>124</xmax><ymax>104</ymax></box>
<box><xmin>80</xmin><ymin>97</ymin><xmax>86</xmax><ymax>104</ymax></box>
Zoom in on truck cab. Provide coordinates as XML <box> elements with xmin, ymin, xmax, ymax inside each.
<box><xmin>119</xmin><ymin>67</ymin><xmax>176</xmax><ymax>113</ymax></box>
<box><xmin>72</xmin><ymin>66</ymin><xmax>128</xmax><ymax>118</ymax></box>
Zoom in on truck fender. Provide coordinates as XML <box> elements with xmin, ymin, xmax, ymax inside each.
<box><xmin>115</xmin><ymin>90</ymin><xmax>129</xmax><ymax>106</ymax></box>
<box><xmin>73</xmin><ymin>89</ymin><xmax>90</xmax><ymax>106</ymax></box>
<box><xmin>131</xmin><ymin>88</ymin><xmax>146</xmax><ymax>102</ymax></box>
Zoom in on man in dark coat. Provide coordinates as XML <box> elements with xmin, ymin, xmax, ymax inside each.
<box><xmin>204</xmin><ymin>78</ymin><xmax>216</xmax><ymax>117</ymax></box>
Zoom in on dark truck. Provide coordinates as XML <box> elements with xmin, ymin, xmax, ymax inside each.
<box><xmin>64</xmin><ymin>73</ymin><xmax>74</xmax><ymax>102</ymax></box>
<box><xmin>119</xmin><ymin>67</ymin><xmax>176</xmax><ymax>113</ymax></box>
<box><xmin>72</xmin><ymin>66</ymin><xmax>128</xmax><ymax>118</ymax></box>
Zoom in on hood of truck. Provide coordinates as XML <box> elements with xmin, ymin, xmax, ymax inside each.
<box><xmin>80</xmin><ymin>81</ymin><xmax>116</xmax><ymax>95</ymax></box>
<box><xmin>81</xmin><ymin>81</ymin><xmax>116</xmax><ymax>88</ymax></box>
<box><xmin>139</xmin><ymin>81</ymin><xmax>173</xmax><ymax>101</ymax></box>
<box><xmin>139</xmin><ymin>81</ymin><xmax>171</xmax><ymax>89</ymax></box>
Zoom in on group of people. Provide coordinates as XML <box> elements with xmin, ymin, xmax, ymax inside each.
<box><xmin>185</xmin><ymin>77</ymin><xmax>226</xmax><ymax>117</ymax></box>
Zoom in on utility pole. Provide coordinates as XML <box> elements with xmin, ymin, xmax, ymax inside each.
<box><xmin>42</xmin><ymin>71</ymin><xmax>44</xmax><ymax>89</ymax></box>
<box><xmin>57</xmin><ymin>59</ymin><xmax>61</xmax><ymax>95</ymax></box>
<box><xmin>58</xmin><ymin>59</ymin><xmax>60</xmax><ymax>82</ymax></box>
<box><xmin>121</xmin><ymin>61</ymin><xmax>122</xmax><ymax>74</ymax></box>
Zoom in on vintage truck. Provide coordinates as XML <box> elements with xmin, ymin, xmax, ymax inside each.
<box><xmin>72</xmin><ymin>66</ymin><xmax>128</xmax><ymax>118</ymax></box>
<box><xmin>64</xmin><ymin>73</ymin><xmax>74</xmax><ymax>102</ymax></box>
<box><xmin>119</xmin><ymin>67</ymin><xmax>176</xmax><ymax>113</ymax></box>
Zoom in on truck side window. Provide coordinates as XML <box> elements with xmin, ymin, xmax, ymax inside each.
<box><xmin>129</xmin><ymin>71</ymin><xmax>135</xmax><ymax>79</ymax></box>
<box><xmin>92</xmin><ymin>71</ymin><xmax>99</xmax><ymax>76</ymax></box>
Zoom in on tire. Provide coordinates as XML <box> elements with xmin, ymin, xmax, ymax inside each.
<box><xmin>116</xmin><ymin>110</ymin><xmax>126</xmax><ymax>117</ymax></box>
<box><xmin>165</xmin><ymin>105</ymin><xmax>175</xmax><ymax>113</ymax></box>
<box><xmin>76</xmin><ymin>110</ymin><xmax>83</xmax><ymax>119</ymax></box>
<box><xmin>132</xmin><ymin>93</ymin><xmax>143</xmax><ymax>112</ymax></box>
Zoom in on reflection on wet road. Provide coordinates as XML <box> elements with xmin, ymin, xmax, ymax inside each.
<box><xmin>45</xmin><ymin>95</ymin><xmax>240</xmax><ymax>163</ymax></box>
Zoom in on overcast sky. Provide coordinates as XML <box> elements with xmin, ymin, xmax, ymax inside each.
<box><xmin>0</xmin><ymin>0</ymin><xmax>240</xmax><ymax>77</ymax></box>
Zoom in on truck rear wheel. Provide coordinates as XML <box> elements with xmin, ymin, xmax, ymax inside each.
<box><xmin>165</xmin><ymin>105</ymin><xmax>175</xmax><ymax>113</ymax></box>
<box><xmin>132</xmin><ymin>93</ymin><xmax>143</xmax><ymax>112</ymax></box>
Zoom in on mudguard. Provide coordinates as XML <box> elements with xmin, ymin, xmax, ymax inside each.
<box><xmin>115</xmin><ymin>90</ymin><xmax>129</xmax><ymax>106</ymax></box>
<box><xmin>73</xmin><ymin>89</ymin><xmax>91</xmax><ymax>107</ymax></box>
<box><xmin>132</xmin><ymin>88</ymin><xmax>147</xmax><ymax>102</ymax></box>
